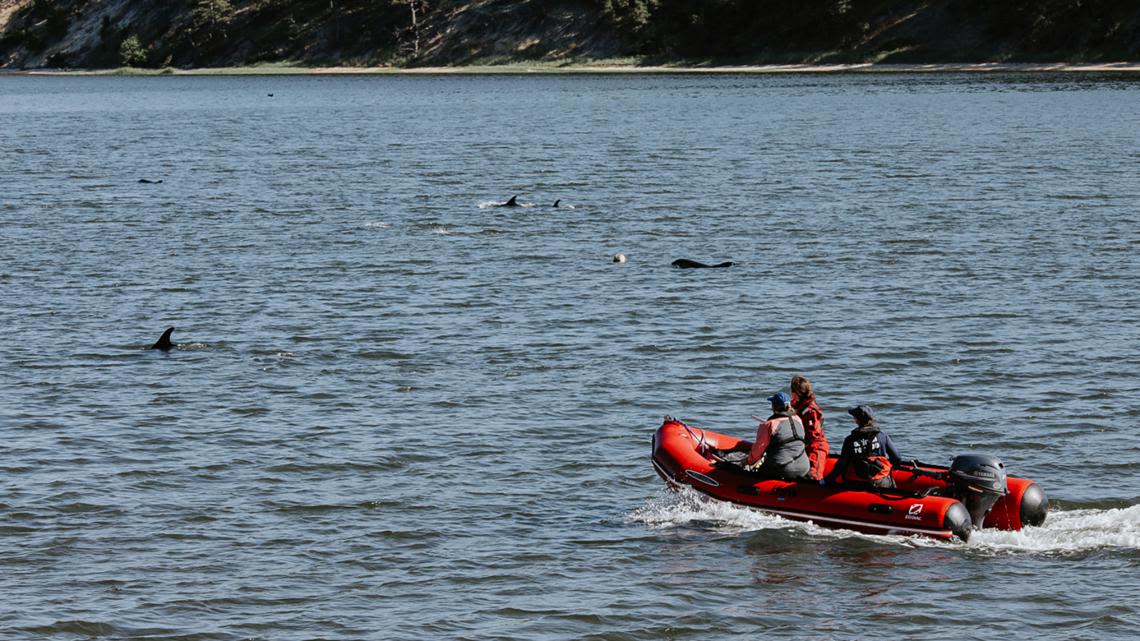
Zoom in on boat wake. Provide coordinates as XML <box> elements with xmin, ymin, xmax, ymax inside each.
<box><xmin>631</xmin><ymin>489</ymin><xmax>1140</xmax><ymax>554</ymax></box>
<box><xmin>967</xmin><ymin>504</ymin><xmax>1140</xmax><ymax>554</ymax></box>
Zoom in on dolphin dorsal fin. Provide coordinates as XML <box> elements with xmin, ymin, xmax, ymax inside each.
<box><xmin>552</xmin><ymin>199</ymin><xmax>560</xmax><ymax>208</ymax></box>
<box><xmin>152</xmin><ymin>327</ymin><xmax>175</xmax><ymax>351</ymax></box>
<box><xmin>505</xmin><ymin>195</ymin><xmax>518</xmax><ymax>206</ymax></box>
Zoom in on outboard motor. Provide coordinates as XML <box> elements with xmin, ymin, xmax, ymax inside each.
<box><xmin>949</xmin><ymin>454</ymin><xmax>1008</xmax><ymax>528</ymax></box>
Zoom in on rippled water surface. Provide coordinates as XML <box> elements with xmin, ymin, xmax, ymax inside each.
<box><xmin>2</xmin><ymin>73</ymin><xmax>1139</xmax><ymax>640</ymax></box>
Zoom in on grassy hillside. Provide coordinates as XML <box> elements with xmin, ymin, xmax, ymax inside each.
<box><xmin>2</xmin><ymin>0</ymin><xmax>1140</xmax><ymax>70</ymax></box>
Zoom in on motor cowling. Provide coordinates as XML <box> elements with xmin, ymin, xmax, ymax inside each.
<box><xmin>949</xmin><ymin>454</ymin><xmax>1008</xmax><ymax>528</ymax></box>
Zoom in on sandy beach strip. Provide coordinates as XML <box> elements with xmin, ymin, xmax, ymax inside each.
<box><xmin>7</xmin><ymin>62</ymin><xmax>1140</xmax><ymax>76</ymax></box>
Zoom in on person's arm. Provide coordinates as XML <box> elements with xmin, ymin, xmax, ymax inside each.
<box><xmin>746</xmin><ymin>420</ymin><xmax>774</xmax><ymax>466</ymax></box>
<box><xmin>804</xmin><ymin>407</ymin><xmax>825</xmax><ymax>447</ymax></box>
<box><xmin>882</xmin><ymin>432</ymin><xmax>904</xmax><ymax>465</ymax></box>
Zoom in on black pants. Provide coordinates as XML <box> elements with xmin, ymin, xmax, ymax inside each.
<box><xmin>852</xmin><ymin>476</ymin><xmax>895</xmax><ymax>490</ymax></box>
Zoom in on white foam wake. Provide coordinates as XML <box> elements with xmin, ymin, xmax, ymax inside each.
<box><xmin>968</xmin><ymin>504</ymin><xmax>1140</xmax><ymax>554</ymax></box>
<box><xmin>477</xmin><ymin>200</ymin><xmax>537</xmax><ymax>209</ymax></box>
<box><xmin>631</xmin><ymin>490</ymin><xmax>1140</xmax><ymax>554</ymax></box>
<box><xmin>630</xmin><ymin>488</ymin><xmax>853</xmax><ymax>540</ymax></box>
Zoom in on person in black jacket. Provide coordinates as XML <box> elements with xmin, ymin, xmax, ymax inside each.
<box><xmin>824</xmin><ymin>405</ymin><xmax>903</xmax><ymax>489</ymax></box>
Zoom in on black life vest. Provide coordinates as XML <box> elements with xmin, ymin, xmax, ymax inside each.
<box><xmin>845</xmin><ymin>424</ymin><xmax>891</xmax><ymax>482</ymax></box>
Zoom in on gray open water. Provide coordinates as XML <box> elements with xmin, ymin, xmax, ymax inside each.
<box><xmin>2</xmin><ymin>72</ymin><xmax>1139</xmax><ymax>640</ymax></box>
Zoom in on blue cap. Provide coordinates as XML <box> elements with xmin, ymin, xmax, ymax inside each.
<box><xmin>848</xmin><ymin>405</ymin><xmax>875</xmax><ymax>424</ymax></box>
<box><xmin>768</xmin><ymin>391</ymin><xmax>791</xmax><ymax>407</ymax></box>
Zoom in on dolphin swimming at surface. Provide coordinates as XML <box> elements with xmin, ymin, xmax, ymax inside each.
<box><xmin>672</xmin><ymin>258</ymin><xmax>734</xmax><ymax>269</ymax></box>
<box><xmin>497</xmin><ymin>195</ymin><xmax>521</xmax><ymax>207</ymax></box>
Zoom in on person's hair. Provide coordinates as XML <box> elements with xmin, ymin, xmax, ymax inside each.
<box><xmin>790</xmin><ymin>375</ymin><xmax>813</xmax><ymax>399</ymax></box>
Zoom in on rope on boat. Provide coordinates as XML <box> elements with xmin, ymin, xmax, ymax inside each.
<box><xmin>671</xmin><ymin>415</ymin><xmax>707</xmax><ymax>451</ymax></box>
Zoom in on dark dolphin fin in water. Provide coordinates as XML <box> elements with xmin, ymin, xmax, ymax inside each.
<box><xmin>672</xmin><ymin>259</ymin><xmax>734</xmax><ymax>269</ymax></box>
<box><xmin>152</xmin><ymin>327</ymin><xmax>175</xmax><ymax>351</ymax></box>
<box><xmin>138</xmin><ymin>178</ymin><xmax>164</xmax><ymax>184</ymax></box>
<box><xmin>552</xmin><ymin>199</ymin><xmax>560</xmax><ymax>208</ymax></box>
<box><xmin>501</xmin><ymin>195</ymin><xmax>519</xmax><ymax>207</ymax></box>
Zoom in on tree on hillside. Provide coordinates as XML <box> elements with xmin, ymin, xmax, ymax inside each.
<box><xmin>399</xmin><ymin>0</ymin><xmax>429</xmax><ymax>57</ymax></box>
<box><xmin>192</xmin><ymin>0</ymin><xmax>235</xmax><ymax>41</ymax></box>
<box><xmin>599</xmin><ymin>0</ymin><xmax>658</xmax><ymax>50</ymax></box>
<box><xmin>119</xmin><ymin>34</ymin><xmax>147</xmax><ymax>66</ymax></box>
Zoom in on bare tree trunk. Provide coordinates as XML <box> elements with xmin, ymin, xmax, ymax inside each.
<box><xmin>398</xmin><ymin>0</ymin><xmax>428</xmax><ymax>58</ymax></box>
<box><xmin>409</xmin><ymin>0</ymin><xmax>420</xmax><ymax>56</ymax></box>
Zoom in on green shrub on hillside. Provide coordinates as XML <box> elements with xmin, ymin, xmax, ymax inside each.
<box><xmin>119</xmin><ymin>34</ymin><xmax>148</xmax><ymax>66</ymax></box>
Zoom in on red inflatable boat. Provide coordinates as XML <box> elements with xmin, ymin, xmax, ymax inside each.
<box><xmin>650</xmin><ymin>416</ymin><xmax>1048</xmax><ymax>541</ymax></box>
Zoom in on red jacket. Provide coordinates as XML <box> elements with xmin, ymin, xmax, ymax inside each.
<box><xmin>792</xmin><ymin>394</ymin><xmax>829</xmax><ymax>479</ymax></box>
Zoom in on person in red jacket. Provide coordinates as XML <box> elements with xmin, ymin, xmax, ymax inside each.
<box><xmin>744</xmin><ymin>391</ymin><xmax>811</xmax><ymax>480</ymax></box>
<box><xmin>790</xmin><ymin>375</ymin><xmax>829</xmax><ymax>480</ymax></box>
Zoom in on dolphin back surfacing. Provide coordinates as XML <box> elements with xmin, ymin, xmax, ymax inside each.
<box><xmin>672</xmin><ymin>259</ymin><xmax>734</xmax><ymax>269</ymax></box>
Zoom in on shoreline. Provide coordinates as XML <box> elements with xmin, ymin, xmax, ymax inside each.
<box><xmin>5</xmin><ymin>61</ymin><xmax>1140</xmax><ymax>76</ymax></box>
